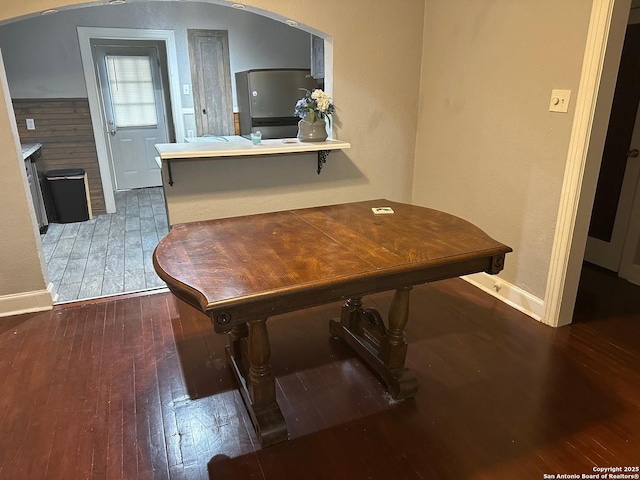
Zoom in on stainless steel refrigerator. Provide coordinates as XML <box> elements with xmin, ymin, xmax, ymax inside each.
<box><xmin>235</xmin><ymin>69</ymin><xmax>318</xmax><ymax>139</ymax></box>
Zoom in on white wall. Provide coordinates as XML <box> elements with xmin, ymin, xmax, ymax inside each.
<box><xmin>413</xmin><ymin>0</ymin><xmax>592</xmax><ymax>304</ymax></box>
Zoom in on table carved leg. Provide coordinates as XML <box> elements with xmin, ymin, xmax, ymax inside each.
<box><xmin>329</xmin><ymin>287</ymin><xmax>418</xmax><ymax>400</ymax></box>
<box><xmin>225</xmin><ymin>319</ymin><xmax>287</xmax><ymax>447</ymax></box>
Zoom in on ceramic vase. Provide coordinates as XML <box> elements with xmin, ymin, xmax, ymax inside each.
<box><xmin>297</xmin><ymin>117</ymin><xmax>328</xmax><ymax>142</ymax></box>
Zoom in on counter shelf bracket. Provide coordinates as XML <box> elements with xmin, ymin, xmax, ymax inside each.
<box><xmin>318</xmin><ymin>150</ymin><xmax>330</xmax><ymax>174</ymax></box>
<box><xmin>167</xmin><ymin>160</ymin><xmax>174</xmax><ymax>186</ymax></box>
<box><xmin>166</xmin><ymin>150</ymin><xmax>330</xmax><ymax>184</ymax></box>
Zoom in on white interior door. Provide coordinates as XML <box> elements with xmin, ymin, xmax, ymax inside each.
<box><xmin>94</xmin><ymin>45</ymin><xmax>168</xmax><ymax>190</ymax></box>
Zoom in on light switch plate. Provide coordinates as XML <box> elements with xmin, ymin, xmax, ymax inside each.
<box><xmin>549</xmin><ymin>89</ymin><xmax>571</xmax><ymax>113</ymax></box>
<box><xmin>26</xmin><ymin>118</ymin><xmax>35</xmax><ymax>130</ymax></box>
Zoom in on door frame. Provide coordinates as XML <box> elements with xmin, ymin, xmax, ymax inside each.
<box><xmin>78</xmin><ymin>27</ymin><xmax>185</xmax><ymax>213</ymax></box>
<box><xmin>544</xmin><ymin>0</ymin><xmax>630</xmax><ymax>327</ymax></box>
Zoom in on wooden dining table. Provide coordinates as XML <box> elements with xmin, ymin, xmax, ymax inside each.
<box><xmin>153</xmin><ymin>199</ymin><xmax>512</xmax><ymax>447</ymax></box>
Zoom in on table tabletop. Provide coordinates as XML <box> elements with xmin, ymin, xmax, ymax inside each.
<box><xmin>154</xmin><ymin>200</ymin><xmax>511</xmax><ymax>329</ymax></box>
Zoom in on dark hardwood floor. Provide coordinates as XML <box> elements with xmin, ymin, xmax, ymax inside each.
<box><xmin>1</xmin><ymin>262</ymin><xmax>638</xmax><ymax>479</ymax></box>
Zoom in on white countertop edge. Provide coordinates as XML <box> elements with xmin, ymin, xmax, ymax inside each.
<box><xmin>155</xmin><ymin>138</ymin><xmax>350</xmax><ymax>160</ymax></box>
<box><xmin>21</xmin><ymin>143</ymin><xmax>42</xmax><ymax>160</ymax></box>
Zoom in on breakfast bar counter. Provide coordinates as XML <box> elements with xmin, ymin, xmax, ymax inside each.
<box><xmin>155</xmin><ymin>138</ymin><xmax>351</xmax><ymax>184</ymax></box>
<box><xmin>155</xmin><ymin>138</ymin><xmax>350</xmax><ymax>160</ymax></box>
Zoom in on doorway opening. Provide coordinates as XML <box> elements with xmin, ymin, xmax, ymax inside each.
<box><xmin>1</xmin><ymin>0</ymin><xmax>331</xmax><ymax>308</ymax></box>
<box><xmin>38</xmin><ymin>28</ymin><xmax>183</xmax><ymax>303</ymax></box>
<box><xmin>584</xmin><ymin>14</ymin><xmax>640</xmax><ymax>286</ymax></box>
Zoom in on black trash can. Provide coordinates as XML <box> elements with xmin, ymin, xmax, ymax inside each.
<box><xmin>45</xmin><ymin>169</ymin><xmax>90</xmax><ymax>223</ymax></box>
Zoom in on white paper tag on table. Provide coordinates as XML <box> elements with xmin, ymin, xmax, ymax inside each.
<box><xmin>372</xmin><ymin>207</ymin><xmax>394</xmax><ymax>215</ymax></box>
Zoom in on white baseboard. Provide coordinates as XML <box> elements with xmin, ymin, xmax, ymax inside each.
<box><xmin>0</xmin><ymin>282</ymin><xmax>55</xmax><ymax>318</ymax></box>
<box><xmin>462</xmin><ymin>272</ymin><xmax>544</xmax><ymax>322</ymax></box>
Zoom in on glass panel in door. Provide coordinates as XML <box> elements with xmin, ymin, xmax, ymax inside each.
<box><xmin>105</xmin><ymin>55</ymin><xmax>158</xmax><ymax>127</ymax></box>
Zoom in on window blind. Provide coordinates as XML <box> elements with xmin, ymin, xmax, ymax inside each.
<box><xmin>106</xmin><ymin>55</ymin><xmax>158</xmax><ymax>128</ymax></box>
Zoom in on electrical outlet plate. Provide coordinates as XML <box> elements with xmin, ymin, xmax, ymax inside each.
<box><xmin>26</xmin><ymin>118</ymin><xmax>35</xmax><ymax>130</ymax></box>
<box><xmin>549</xmin><ymin>89</ymin><xmax>571</xmax><ymax>113</ymax></box>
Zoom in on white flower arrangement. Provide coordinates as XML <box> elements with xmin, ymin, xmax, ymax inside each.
<box><xmin>294</xmin><ymin>89</ymin><xmax>335</xmax><ymax>124</ymax></box>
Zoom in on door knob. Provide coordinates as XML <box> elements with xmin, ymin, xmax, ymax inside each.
<box><xmin>627</xmin><ymin>149</ymin><xmax>639</xmax><ymax>158</ymax></box>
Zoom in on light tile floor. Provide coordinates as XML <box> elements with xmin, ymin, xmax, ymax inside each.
<box><xmin>41</xmin><ymin>187</ymin><xmax>168</xmax><ymax>303</ymax></box>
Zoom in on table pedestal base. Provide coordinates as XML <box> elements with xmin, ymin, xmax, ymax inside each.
<box><xmin>225</xmin><ymin>287</ymin><xmax>418</xmax><ymax>448</ymax></box>
<box><xmin>329</xmin><ymin>288</ymin><xmax>418</xmax><ymax>400</ymax></box>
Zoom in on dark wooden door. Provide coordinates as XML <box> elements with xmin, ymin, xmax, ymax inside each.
<box><xmin>589</xmin><ymin>24</ymin><xmax>640</xmax><ymax>245</ymax></box>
